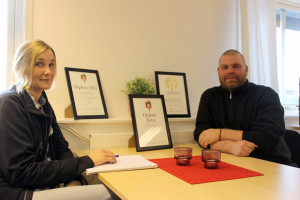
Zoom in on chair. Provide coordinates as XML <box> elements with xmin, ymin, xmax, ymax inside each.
<box><xmin>284</xmin><ymin>129</ymin><xmax>300</xmax><ymax>168</ymax></box>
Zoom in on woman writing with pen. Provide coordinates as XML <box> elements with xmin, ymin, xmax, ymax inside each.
<box><xmin>0</xmin><ymin>40</ymin><xmax>118</xmax><ymax>200</ymax></box>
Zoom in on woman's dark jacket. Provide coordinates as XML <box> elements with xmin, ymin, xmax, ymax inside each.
<box><xmin>0</xmin><ymin>87</ymin><xmax>94</xmax><ymax>200</ymax></box>
<box><xmin>194</xmin><ymin>80</ymin><xmax>295</xmax><ymax>166</ymax></box>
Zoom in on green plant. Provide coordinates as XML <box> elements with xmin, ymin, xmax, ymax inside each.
<box><xmin>122</xmin><ymin>77</ymin><xmax>156</xmax><ymax>96</ymax></box>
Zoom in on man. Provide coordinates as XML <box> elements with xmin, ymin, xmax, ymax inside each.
<box><xmin>194</xmin><ymin>49</ymin><xmax>296</xmax><ymax>166</ymax></box>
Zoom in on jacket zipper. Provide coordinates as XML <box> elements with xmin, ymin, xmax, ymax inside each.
<box><xmin>229</xmin><ymin>92</ymin><xmax>232</xmax><ymax>123</ymax></box>
<box><xmin>34</xmin><ymin>142</ymin><xmax>42</xmax><ymax>161</ymax></box>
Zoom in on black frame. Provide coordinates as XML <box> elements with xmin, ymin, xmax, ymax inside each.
<box><xmin>129</xmin><ymin>94</ymin><xmax>173</xmax><ymax>152</ymax></box>
<box><xmin>65</xmin><ymin>67</ymin><xmax>108</xmax><ymax>119</ymax></box>
<box><xmin>155</xmin><ymin>71</ymin><xmax>191</xmax><ymax>117</ymax></box>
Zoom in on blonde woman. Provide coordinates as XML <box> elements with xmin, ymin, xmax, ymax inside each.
<box><xmin>0</xmin><ymin>40</ymin><xmax>118</xmax><ymax>200</ymax></box>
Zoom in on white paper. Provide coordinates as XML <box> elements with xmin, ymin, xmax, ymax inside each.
<box><xmin>69</xmin><ymin>71</ymin><xmax>105</xmax><ymax>116</ymax></box>
<box><xmin>158</xmin><ymin>75</ymin><xmax>188</xmax><ymax>115</ymax></box>
<box><xmin>133</xmin><ymin>98</ymin><xmax>170</xmax><ymax>147</ymax></box>
<box><xmin>86</xmin><ymin>155</ymin><xmax>157</xmax><ymax>175</ymax></box>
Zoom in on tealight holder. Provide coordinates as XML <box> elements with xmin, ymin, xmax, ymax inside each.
<box><xmin>202</xmin><ymin>149</ymin><xmax>221</xmax><ymax>169</ymax></box>
<box><xmin>174</xmin><ymin>147</ymin><xmax>193</xmax><ymax>166</ymax></box>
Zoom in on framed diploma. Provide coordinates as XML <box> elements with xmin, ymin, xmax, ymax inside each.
<box><xmin>129</xmin><ymin>94</ymin><xmax>173</xmax><ymax>152</ymax></box>
<box><xmin>155</xmin><ymin>71</ymin><xmax>191</xmax><ymax>118</ymax></box>
<box><xmin>65</xmin><ymin>67</ymin><xmax>108</xmax><ymax>119</ymax></box>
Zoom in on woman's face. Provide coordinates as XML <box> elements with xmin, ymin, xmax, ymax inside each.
<box><xmin>30</xmin><ymin>49</ymin><xmax>56</xmax><ymax>96</ymax></box>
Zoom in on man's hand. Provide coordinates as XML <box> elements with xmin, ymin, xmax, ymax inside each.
<box><xmin>88</xmin><ymin>149</ymin><xmax>116</xmax><ymax>166</ymax></box>
<box><xmin>198</xmin><ymin>129</ymin><xmax>220</xmax><ymax>148</ymax></box>
<box><xmin>230</xmin><ymin>140</ymin><xmax>258</xmax><ymax>157</ymax></box>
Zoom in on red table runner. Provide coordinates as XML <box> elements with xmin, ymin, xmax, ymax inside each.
<box><xmin>149</xmin><ymin>156</ymin><xmax>263</xmax><ymax>184</ymax></box>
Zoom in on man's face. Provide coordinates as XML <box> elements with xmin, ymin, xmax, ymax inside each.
<box><xmin>217</xmin><ymin>54</ymin><xmax>248</xmax><ymax>91</ymax></box>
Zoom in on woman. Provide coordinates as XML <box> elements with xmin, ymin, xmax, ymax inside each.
<box><xmin>0</xmin><ymin>40</ymin><xmax>117</xmax><ymax>200</ymax></box>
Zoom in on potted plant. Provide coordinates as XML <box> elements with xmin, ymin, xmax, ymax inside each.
<box><xmin>122</xmin><ymin>77</ymin><xmax>156</xmax><ymax>97</ymax></box>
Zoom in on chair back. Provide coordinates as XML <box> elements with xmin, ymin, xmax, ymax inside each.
<box><xmin>284</xmin><ymin>129</ymin><xmax>300</xmax><ymax>168</ymax></box>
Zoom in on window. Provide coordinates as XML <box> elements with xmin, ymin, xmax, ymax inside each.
<box><xmin>0</xmin><ymin>0</ymin><xmax>8</xmax><ymax>92</ymax></box>
<box><xmin>0</xmin><ymin>0</ymin><xmax>26</xmax><ymax>93</ymax></box>
<box><xmin>276</xmin><ymin>7</ymin><xmax>300</xmax><ymax>115</ymax></box>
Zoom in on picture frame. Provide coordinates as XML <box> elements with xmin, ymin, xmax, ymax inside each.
<box><xmin>65</xmin><ymin>67</ymin><xmax>108</xmax><ymax>119</ymax></box>
<box><xmin>155</xmin><ymin>71</ymin><xmax>191</xmax><ymax>118</ymax></box>
<box><xmin>129</xmin><ymin>94</ymin><xmax>173</xmax><ymax>152</ymax></box>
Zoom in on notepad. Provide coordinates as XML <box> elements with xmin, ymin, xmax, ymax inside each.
<box><xmin>86</xmin><ymin>155</ymin><xmax>158</xmax><ymax>175</ymax></box>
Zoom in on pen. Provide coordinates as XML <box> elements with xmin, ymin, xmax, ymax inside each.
<box><xmin>115</xmin><ymin>155</ymin><xmax>119</xmax><ymax>157</ymax></box>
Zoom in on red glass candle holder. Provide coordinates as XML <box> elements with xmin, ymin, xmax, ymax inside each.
<box><xmin>202</xmin><ymin>149</ymin><xmax>221</xmax><ymax>169</ymax></box>
<box><xmin>174</xmin><ymin>147</ymin><xmax>193</xmax><ymax>166</ymax></box>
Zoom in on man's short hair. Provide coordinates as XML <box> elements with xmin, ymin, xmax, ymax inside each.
<box><xmin>219</xmin><ymin>49</ymin><xmax>246</xmax><ymax>66</ymax></box>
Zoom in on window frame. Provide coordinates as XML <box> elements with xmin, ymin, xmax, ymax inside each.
<box><xmin>276</xmin><ymin>1</ymin><xmax>300</xmax><ymax>115</ymax></box>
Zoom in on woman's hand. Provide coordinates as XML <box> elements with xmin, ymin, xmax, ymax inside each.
<box><xmin>88</xmin><ymin>149</ymin><xmax>116</xmax><ymax>166</ymax></box>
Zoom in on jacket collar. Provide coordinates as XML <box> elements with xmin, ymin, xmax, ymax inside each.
<box><xmin>220</xmin><ymin>79</ymin><xmax>249</xmax><ymax>96</ymax></box>
<box><xmin>12</xmin><ymin>86</ymin><xmax>51</xmax><ymax>117</ymax></box>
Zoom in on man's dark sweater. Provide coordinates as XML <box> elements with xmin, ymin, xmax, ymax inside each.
<box><xmin>194</xmin><ymin>80</ymin><xmax>295</xmax><ymax>166</ymax></box>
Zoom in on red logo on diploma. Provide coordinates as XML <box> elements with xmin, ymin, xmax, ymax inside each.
<box><xmin>145</xmin><ymin>101</ymin><xmax>152</xmax><ymax>111</ymax></box>
<box><xmin>81</xmin><ymin>74</ymin><xmax>87</xmax><ymax>82</ymax></box>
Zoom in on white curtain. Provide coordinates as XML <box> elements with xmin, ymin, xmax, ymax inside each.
<box><xmin>0</xmin><ymin>0</ymin><xmax>26</xmax><ymax>92</ymax></box>
<box><xmin>0</xmin><ymin>0</ymin><xmax>8</xmax><ymax>92</ymax></box>
<box><xmin>240</xmin><ymin>0</ymin><xmax>278</xmax><ymax>92</ymax></box>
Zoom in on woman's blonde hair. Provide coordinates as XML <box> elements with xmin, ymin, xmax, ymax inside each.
<box><xmin>13</xmin><ymin>39</ymin><xmax>56</xmax><ymax>93</ymax></box>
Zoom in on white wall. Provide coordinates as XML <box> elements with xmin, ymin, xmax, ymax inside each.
<box><xmin>27</xmin><ymin>0</ymin><xmax>239</xmax><ymax>119</ymax></box>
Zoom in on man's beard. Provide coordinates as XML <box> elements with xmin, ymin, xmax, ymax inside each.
<box><xmin>220</xmin><ymin>74</ymin><xmax>247</xmax><ymax>92</ymax></box>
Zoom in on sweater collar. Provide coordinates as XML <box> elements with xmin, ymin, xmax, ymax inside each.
<box><xmin>220</xmin><ymin>79</ymin><xmax>249</xmax><ymax>95</ymax></box>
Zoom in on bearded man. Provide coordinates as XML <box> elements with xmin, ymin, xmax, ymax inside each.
<box><xmin>193</xmin><ymin>49</ymin><xmax>296</xmax><ymax>166</ymax></box>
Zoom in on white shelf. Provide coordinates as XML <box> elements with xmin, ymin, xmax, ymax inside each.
<box><xmin>57</xmin><ymin>117</ymin><xmax>196</xmax><ymax>124</ymax></box>
<box><xmin>291</xmin><ymin>124</ymin><xmax>300</xmax><ymax>129</ymax></box>
<box><xmin>58</xmin><ymin>118</ymin><xmax>131</xmax><ymax>124</ymax></box>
